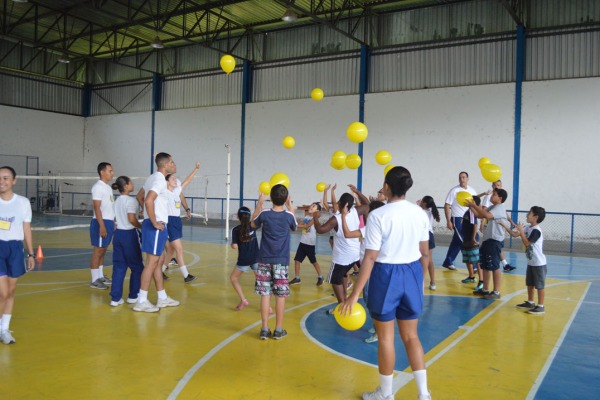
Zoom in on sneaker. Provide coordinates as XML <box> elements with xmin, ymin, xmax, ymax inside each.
<box><xmin>157</xmin><ymin>296</ymin><xmax>180</xmax><ymax>308</ymax></box>
<box><xmin>443</xmin><ymin>264</ymin><xmax>457</xmax><ymax>271</ymax></box>
<box><xmin>362</xmin><ymin>386</ymin><xmax>394</xmax><ymax>400</ymax></box>
<box><xmin>316</xmin><ymin>277</ymin><xmax>324</xmax><ymax>286</ymax></box>
<box><xmin>126</xmin><ymin>297</ymin><xmax>138</xmax><ymax>304</ymax></box>
<box><xmin>289</xmin><ymin>277</ymin><xmax>301</xmax><ymax>285</ymax></box>
<box><xmin>326</xmin><ymin>307</ymin><xmax>336</xmax><ymax>315</ymax></box>
<box><xmin>528</xmin><ymin>305</ymin><xmax>545</xmax><ymax>315</ymax></box>
<box><xmin>364</xmin><ymin>333</ymin><xmax>378</xmax><ymax>343</ymax></box>
<box><xmin>516</xmin><ymin>301</ymin><xmax>536</xmax><ymax>309</ymax></box>
<box><xmin>259</xmin><ymin>328</ymin><xmax>271</xmax><ymax>340</ymax></box>
<box><xmin>418</xmin><ymin>393</ymin><xmax>432</xmax><ymax>400</ymax></box>
<box><xmin>132</xmin><ymin>300</ymin><xmax>159</xmax><ymax>313</ymax></box>
<box><xmin>474</xmin><ymin>282</ymin><xmax>484</xmax><ymax>291</ymax></box>
<box><xmin>184</xmin><ymin>274</ymin><xmax>197</xmax><ymax>283</ymax></box>
<box><xmin>1</xmin><ymin>330</ymin><xmax>16</xmax><ymax>345</ymax></box>
<box><xmin>504</xmin><ymin>264</ymin><xmax>517</xmax><ymax>272</ymax></box>
<box><xmin>169</xmin><ymin>258</ymin><xmax>177</xmax><ymax>265</ymax></box>
<box><xmin>351</xmin><ymin>271</ymin><xmax>359</xmax><ymax>276</ymax></box>
<box><xmin>473</xmin><ymin>288</ymin><xmax>490</xmax><ymax>296</ymax></box>
<box><xmin>162</xmin><ymin>272</ymin><xmax>169</xmax><ymax>281</ymax></box>
<box><xmin>90</xmin><ymin>278</ymin><xmax>108</xmax><ymax>290</ymax></box>
<box><xmin>368</xmin><ymin>327</ymin><xmax>376</xmax><ymax>334</ymax></box>
<box><xmin>461</xmin><ymin>276</ymin><xmax>476</xmax><ymax>283</ymax></box>
<box><xmin>235</xmin><ymin>299</ymin><xmax>249</xmax><ymax>311</ymax></box>
<box><xmin>484</xmin><ymin>291</ymin><xmax>501</xmax><ymax>300</ymax></box>
<box><xmin>100</xmin><ymin>276</ymin><xmax>112</xmax><ymax>285</ymax></box>
<box><xmin>273</xmin><ymin>329</ymin><xmax>288</xmax><ymax>340</ymax></box>
<box><xmin>429</xmin><ymin>284</ymin><xmax>437</xmax><ymax>290</ymax></box>
<box><xmin>110</xmin><ymin>299</ymin><xmax>125</xmax><ymax>307</ymax></box>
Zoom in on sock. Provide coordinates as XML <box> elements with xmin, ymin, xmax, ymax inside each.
<box><xmin>295</xmin><ymin>276</ymin><xmax>300</xmax><ymax>279</ymax></box>
<box><xmin>162</xmin><ymin>264</ymin><xmax>168</xmax><ymax>272</ymax></box>
<box><xmin>501</xmin><ymin>259</ymin><xmax>508</xmax><ymax>266</ymax></box>
<box><xmin>526</xmin><ymin>300</ymin><xmax>534</xmax><ymax>304</ymax></box>
<box><xmin>138</xmin><ymin>290</ymin><xmax>148</xmax><ymax>302</ymax></box>
<box><xmin>180</xmin><ymin>266</ymin><xmax>189</xmax><ymax>278</ymax></box>
<box><xmin>157</xmin><ymin>290</ymin><xmax>167</xmax><ymax>300</ymax></box>
<box><xmin>493</xmin><ymin>291</ymin><xmax>500</xmax><ymax>295</ymax></box>
<box><xmin>91</xmin><ymin>269</ymin><xmax>99</xmax><ymax>282</ymax></box>
<box><xmin>537</xmin><ymin>304</ymin><xmax>544</xmax><ymax>307</ymax></box>
<box><xmin>1</xmin><ymin>314</ymin><xmax>11</xmax><ymax>331</ymax></box>
<box><xmin>318</xmin><ymin>275</ymin><xmax>323</xmax><ymax>278</ymax></box>
<box><xmin>379</xmin><ymin>374</ymin><xmax>393</xmax><ymax>397</ymax></box>
<box><xmin>413</xmin><ymin>369</ymin><xmax>429</xmax><ymax>396</ymax></box>
<box><xmin>274</xmin><ymin>327</ymin><xmax>283</xmax><ymax>333</ymax></box>
<box><xmin>99</xmin><ymin>265</ymin><xmax>104</xmax><ymax>276</ymax></box>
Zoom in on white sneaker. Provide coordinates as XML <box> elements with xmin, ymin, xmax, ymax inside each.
<box><xmin>429</xmin><ymin>284</ymin><xmax>437</xmax><ymax>290</ymax></box>
<box><xmin>1</xmin><ymin>330</ymin><xmax>16</xmax><ymax>345</ymax></box>
<box><xmin>418</xmin><ymin>392</ymin><xmax>432</xmax><ymax>400</ymax></box>
<box><xmin>443</xmin><ymin>265</ymin><xmax>457</xmax><ymax>271</ymax></box>
<box><xmin>126</xmin><ymin>297</ymin><xmax>138</xmax><ymax>304</ymax></box>
<box><xmin>364</xmin><ymin>333</ymin><xmax>378</xmax><ymax>343</ymax></box>
<box><xmin>368</xmin><ymin>327</ymin><xmax>376</xmax><ymax>334</ymax></box>
<box><xmin>110</xmin><ymin>299</ymin><xmax>125</xmax><ymax>307</ymax></box>
<box><xmin>133</xmin><ymin>300</ymin><xmax>159</xmax><ymax>313</ymax></box>
<box><xmin>363</xmin><ymin>386</ymin><xmax>394</xmax><ymax>400</ymax></box>
<box><xmin>157</xmin><ymin>296</ymin><xmax>180</xmax><ymax>308</ymax></box>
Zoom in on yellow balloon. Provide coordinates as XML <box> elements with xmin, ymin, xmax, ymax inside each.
<box><xmin>331</xmin><ymin>150</ymin><xmax>346</xmax><ymax>162</ymax></box>
<box><xmin>259</xmin><ymin>181</ymin><xmax>271</xmax><ymax>195</ymax></box>
<box><xmin>282</xmin><ymin>136</ymin><xmax>295</xmax><ymax>149</ymax></box>
<box><xmin>269</xmin><ymin>172</ymin><xmax>290</xmax><ymax>189</ymax></box>
<box><xmin>330</xmin><ymin>159</ymin><xmax>345</xmax><ymax>170</ymax></box>
<box><xmin>311</xmin><ymin>88</ymin><xmax>324</xmax><ymax>101</ymax></box>
<box><xmin>384</xmin><ymin>164</ymin><xmax>395</xmax><ymax>176</ymax></box>
<box><xmin>346</xmin><ymin>122</ymin><xmax>368</xmax><ymax>143</ymax></box>
<box><xmin>456</xmin><ymin>191</ymin><xmax>474</xmax><ymax>206</ymax></box>
<box><xmin>345</xmin><ymin>154</ymin><xmax>362</xmax><ymax>169</ymax></box>
<box><xmin>220</xmin><ymin>55</ymin><xmax>236</xmax><ymax>74</ymax></box>
<box><xmin>478</xmin><ymin>157</ymin><xmax>491</xmax><ymax>169</ymax></box>
<box><xmin>481</xmin><ymin>163</ymin><xmax>502</xmax><ymax>182</ymax></box>
<box><xmin>375</xmin><ymin>150</ymin><xmax>392</xmax><ymax>165</ymax></box>
<box><xmin>316</xmin><ymin>182</ymin><xmax>327</xmax><ymax>192</ymax></box>
<box><xmin>334</xmin><ymin>302</ymin><xmax>367</xmax><ymax>331</ymax></box>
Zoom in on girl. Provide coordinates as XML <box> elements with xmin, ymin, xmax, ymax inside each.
<box><xmin>418</xmin><ymin>195</ymin><xmax>440</xmax><ymax>290</ymax></box>
<box><xmin>110</xmin><ymin>176</ymin><xmax>143</xmax><ymax>306</ymax></box>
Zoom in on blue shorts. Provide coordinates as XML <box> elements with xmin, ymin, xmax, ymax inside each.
<box><xmin>167</xmin><ymin>216</ymin><xmax>183</xmax><ymax>241</ymax></box>
<box><xmin>141</xmin><ymin>219</ymin><xmax>168</xmax><ymax>256</ymax></box>
<box><xmin>90</xmin><ymin>219</ymin><xmax>114</xmax><ymax>248</ymax></box>
<box><xmin>367</xmin><ymin>260</ymin><xmax>423</xmax><ymax>322</ymax></box>
<box><xmin>0</xmin><ymin>240</ymin><xmax>26</xmax><ymax>278</ymax></box>
<box><xmin>255</xmin><ymin>263</ymin><xmax>290</xmax><ymax>297</ymax></box>
<box><xmin>236</xmin><ymin>263</ymin><xmax>258</xmax><ymax>273</ymax></box>
<box><xmin>479</xmin><ymin>239</ymin><xmax>503</xmax><ymax>271</ymax></box>
<box><xmin>428</xmin><ymin>231</ymin><xmax>436</xmax><ymax>250</ymax></box>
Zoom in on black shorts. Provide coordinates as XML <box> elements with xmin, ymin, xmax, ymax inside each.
<box><xmin>428</xmin><ymin>231</ymin><xmax>436</xmax><ymax>249</ymax></box>
<box><xmin>327</xmin><ymin>261</ymin><xmax>358</xmax><ymax>285</ymax></box>
<box><xmin>294</xmin><ymin>242</ymin><xmax>317</xmax><ymax>264</ymax></box>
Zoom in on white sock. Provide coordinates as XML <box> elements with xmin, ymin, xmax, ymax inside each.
<box><xmin>501</xmin><ymin>259</ymin><xmax>508</xmax><ymax>266</ymax></box>
<box><xmin>413</xmin><ymin>369</ymin><xmax>429</xmax><ymax>396</ymax></box>
<box><xmin>157</xmin><ymin>290</ymin><xmax>167</xmax><ymax>300</ymax></box>
<box><xmin>180</xmin><ymin>266</ymin><xmax>189</xmax><ymax>278</ymax></box>
<box><xmin>162</xmin><ymin>264</ymin><xmax>168</xmax><ymax>272</ymax></box>
<box><xmin>99</xmin><ymin>265</ymin><xmax>104</xmax><ymax>276</ymax></box>
<box><xmin>138</xmin><ymin>290</ymin><xmax>148</xmax><ymax>302</ymax></box>
<box><xmin>379</xmin><ymin>373</ymin><xmax>393</xmax><ymax>397</ymax></box>
<box><xmin>1</xmin><ymin>314</ymin><xmax>11</xmax><ymax>331</ymax></box>
<box><xmin>91</xmin><ymin>269</ymin><xmax>99</xmax><ymax>282</ymax></box>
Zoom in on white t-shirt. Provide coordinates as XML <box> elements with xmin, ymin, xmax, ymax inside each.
<box><xmin>114</xmin><ymin>195</ymin><xmax>138</xmax><ymax>230</ymax></box>
<box><xmin>481</xmin><ymin>193</ymin><xmax>492</xmax><ymax>208</ymax></box>
<box><xmin>332</xmin><ymin>207</ymin><xmax>360</xmax><ymax>265</ymax></box>
<box><xmin>524</xmin><ymin>225</ymin><xmax>546</xmax><ymax>266</ymax></box>
<box><xmin>143</xmin><ymin>172</ymin><xmax>169</xmax><ymax>223</ymax></box>
<box><xmin>300</xmin><ymin>216</ymin><xmax>316</xmax><ymax>246</ymax></box>
<box><xmin>359</xmin><ymin>226</ymin><xmax>366</xmax><ymax>261</ymax></box>
<box><xmin>91</xmin><ymin>180</ymin><xmax>115</xmax><ymax>220</ymax></box>
<box><xmin>424</xmin><ymin>209</ymin><xmax>434</xmax><ymax>233</ymax></box>
<box><xmin>445</xmin><ymin>184</ymin><xmax>477</xmax><ymax>218</ymax></box>
<box><xmin>482</xmin><ymin>203</ymin><xmax>508</xmax><ymax>242</ymax></box>
<box><xmin>364</xmin><ymin>200</ymin><xmax>429</xmax><ymax>264</ymax></box>
<box><xmin>167</xmin><ymin>179</ymin><xmax>183</xmax><ymax>217</ymax></box>
<box><xmin>0</xmin><ymin>193</ymin><xmax>32</xmax><ymax>241</ymax></box>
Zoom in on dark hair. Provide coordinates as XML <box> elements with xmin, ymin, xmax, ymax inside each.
<box><xmin>530</xmin><ymin>206</ymin><xmax>546</xmax><ymax>224</ymax></box>
<box><xmin>237</xmin><ymin>206</ymin><xmax>253</xmax><ymax>242</ymax></box>
<box><xmin>421</xmin><ymin>195</ymin><xmax>440</xmax><ymax>222</ymax></box>
<box><xmin>368</xmin><ymin>200</ymin><xmax>384</xmax><ymax>213</ymax></box>
<box><xmin>494</xmin><ymin>188</ymin><xmax>508</xmax><ymax>203</ymax></box>
<box><xmin>111</xmin><ymin>176</ymin><xmax>131</xmax><ymax>193</ymax></box>
<box><xmin>472</xmin><ymin>195</ymin><xmax>481</xmax><ymax>206</ymax></box>
<box><xmin>270</xmin><ymin>184</ymin><xmax>288</xmax><ymax>206</ymax></box>
<box><xmin>338</xmin><ymin>193</ymin><xmax>355</xmax><ymax>211</ymax></box>
<box><xmin>312</xmin><ymin>202</ymin><xmax>322</xmax><ymax>211</ymax></box>
<box><xmin>460</xmin><ymin>171</ymin><xmax>469</xmax><ymax>178</ymax></box>
<box><xmin>165</xmin><ymin>174</ymin><xmax>173</xmax><ymax>181</ymax></box>
<box><xmin>384</xmin><ymin>166</ymin><xmax>413</xmax><ymax>197</ymax></box>
<box><xmin>155</xmin><ymin>152</ymin><xmax>171</xmax><ymax>168</ymax></box>
<box><xmin>97</xmin><ymin>162</ymin><xmax>111</xmax><ymax>176</ymax></box>
<box><xmin>0</xmin><ymin>166</ymin><xmax>16</xmax><ymax>179</ymax></box>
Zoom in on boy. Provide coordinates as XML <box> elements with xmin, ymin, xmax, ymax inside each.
<box><xmin>481</xmin><ymin>179</ymin><xmax>517</xmax><ymax>271</ymax></box>
<box><xmin>0</xmin><ymin>166</ymin><xmax>35</xmax><ymax>345</ymax></box>
<box><xmin>289</xmin><ymin>202</ymin><xmax>324</xmax><ymax>286</ymax></box>
<box><xmin>460</xmin><ymin>196</ymin><xmax>484</xmax><ymax>290</ymax></box>
<box><xmin>89</xmin><ymin>162</ymin><xmax>115</xmax><ymax>289</ymax></box>
<box><xmin>251</xmin><ymin>184</ymin><xmax>296</xmax><ymax>340</ymax></box>
<box><xmin>467</xmin><ymin>188</ymin><xmax>509</xmax><ymax>300</ymax></box>
<box><xmin>501</xmin><ymin>206</ymin><xmax>547</xmax><ymax>314</ymax></box>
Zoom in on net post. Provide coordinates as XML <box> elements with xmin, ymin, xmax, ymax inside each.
<box><xmin>225</xmin><ymin>144</ymin><xmax>231</xmax><ymax>240</ymax></box>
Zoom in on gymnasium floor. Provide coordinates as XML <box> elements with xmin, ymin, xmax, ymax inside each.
<box><xmin>1</xmin><ymin>215</ymin><xmax>599</xmax><ymax>399</ymax></box>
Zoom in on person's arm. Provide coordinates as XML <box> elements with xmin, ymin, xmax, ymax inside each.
<box><xmin>23</xmin><ymin>222</ymin><xmax>35</xmax><ymax>271</ymax></box>
<box><xmin>136</xmin><ymin>187</ymin><xmax>145</xmax><ymax>208</ymax></box>
<box><xmin>127</xmin><ymin>212</ymin><xmax>142</xmax><ymax>229</ymax></box>
<box><xmin>321</xmin><ymin>184</ymin><xmax>331</xmax><ymax>212</ymax></box>
<box><xmin>179</xmin><ymin>192</ymin><xmax>191</xmax><ymax>220</ymax></box>
<box><xmin>477</xmin><ymin>189</ymin><xmax>492</xmax><ymax>198</ymax></box>
<box><xmin>312</xmin><ymin>211</ymin><xmax>338</xmax><ymax>234</ymax></box>
<box><xmin>348</xmin><ymin>184</ymin><xmax>370</xmax><ymax>205</ymax></box>
<box><xmin>340</xmin><ymin>205</ymin><xmax>362</xmax><ymax>239</ymax></box>
<box><xmin>472</xmin><ymin>220</ymin><xmax>479</xmax><ymax>244</ymax></box>
<box><xmin>340</xmin><ymin>248</ymin><xmax>378</xmax><ymax>315</ymax></box>
<box><xmin>250</xmin><ymin>193</ymin><xmax>265</xmax><ymax>228</ymax></box>
<box><xmin>517</xmin><ymin>223</ymin><xmax>535</xmax><ymax>247</ymax></box>
<box><xmin>467</xmin><ymin>201</ymin><xmax>494</xmax><ymax>220</ymax></box>
<box><xmin>444</xmin><ymin>203</ymin><xmax>453</xmax><ymax>230</ymax></box>
<box><xmin>297</xmin><ymin>219</ymin><xmax>315</xmax><ymax>230</ymax></box>
<box><xmin>506</xmin><ymin>211</ymin><xmax>516</xmax><ymax>227</ymax></box>
<box><xmin>285</xmin><ymin>194</ymin><xmax>295</xmax><ymax>216</ymax></box>
<box><xmin>180</xmin><ymin>161</ymin><xmax>201</xmax><ymax>190</ymax></box>
<box><xmin>144</xmin><ymin>190</ymin><xmax>164</xmax><ymax>230</ymax></box>
<box><xmin>330</xmin><ymin>184</ymin><xmax>338</xmax><ymax>213</ymax></box>
<box><xmin>92</xmin><ymin>200</ymin><xmax>107</xmax><ymax>238</ymax></box>
<box><xmin>499</xmin><ymin>221</ymin><xmax>520</xmax><ymax>238</ymax></box>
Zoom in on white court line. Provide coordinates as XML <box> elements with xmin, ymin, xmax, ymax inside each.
<box><xmin>526</xmin><ymin>282</ymin><xmax>592</xmax><ymax>400</ymax></box>
<box><xmin>19</xmin><ymin>280</ymin><xmax>90</xmax><ymax>286</ymax></box>
<box><xmin>167</xmin><ymin>296</ymin><xmax>332</xmax><ymax>400</ymax></box>
<box><xmin>42</xmin><ymin>251</ymin><xmax>93</xmax><ymax>259</ymax></box>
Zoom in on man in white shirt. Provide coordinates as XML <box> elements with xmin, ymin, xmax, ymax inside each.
<box><xmin>89</xmin><ymin>162</ymin><xmax>115</xmax><ymax>289</ymax></box>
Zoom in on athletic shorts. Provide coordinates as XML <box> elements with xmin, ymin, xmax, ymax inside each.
<box><xmin>167</xmin><ymin>216</ymin><xmax>183</xmax><ymax>241</ymax></box>
<box><xmin>255</xmin><ymin>263</ymin><xmax>289</xmax><ymax>297</ymax></box>
<box><xmin>236</xmin><ymin>263</ymin><xmax>258</xmax><ymax>273</ymax></box>
<box><xmin>367</xmin><ymin>260</ymin><xmax>423</xmax><ymax>322</ymax></box>
<box><xmin>461</xmin><ymin>244</ymin><xmax>480</xmax><ymax>264</ymax></box>
<box><xmin>294</xmin><ymin>242</ymin><xmax>317</xmax><ymax>264</ymax></box>
<box><xmin>141</xmin><ymin>219</ymin><xmax>168</xmax><ymax>256</ymax></box>
<box><xmin>479</xmin><ymin>239</ymin><xmax>503</xmax><ymax>271</ymax></box>
<box><xmin>526</xmin><ymin>265</ymin><xmax>547</xmax><ymax>290</ymax></box>
<box><xmin>327</xmin><ymin>261</ymin><xmax>358</xmax><ymax>285</ymax></box>
<box><xmin>428</xmin><ymin>231</ymin><xmax>436</xmax><ymax>250</ymax></box>
<box><xmin>0</xmin><ymin>240</ymin><xmax>26</xmax><ymax>278</ymax></box>
<box><xmin>89</xmin><ymin>219</ymin><xmax>114</xmax><ymax>248</ymax></box>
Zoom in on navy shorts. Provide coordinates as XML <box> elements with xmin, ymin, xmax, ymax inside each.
<box><xmin>0</xmin><ymin>240</ymin><xmax>26</xmax><ymax>278</ymax></box>
<box><xmin>294</xmin><ymin>242</ymin><xmax>317</xmax><ymax>264</ymax></box>
<box><xmin>479</xmin><ymin>239</ymin><xmax>503</xmax><ymax>271</ymax></box>
<box><xmin>89</xmin><ymin>219</ymin><xmax>114</xmax><ymax>248</ymax></box>
<box><xmin>326</xmin><ymin>261</ymin><xmax>358</xmax><ymax>285</ymax></box>
<box><xmin>367</xmin><ymin>260</ymin><xmax>423</xmax><ymax>322</ymax></box>
<box><xmin>167</xmin><ymin>216</ymin><xmax>183</xmax><ymax>241</ymax></box>
<box><xmin>141</xmin><ymin>219</ymin><xmax>168</xmax><ymax>256</ymax></box>
<box><xmin>428</xmin><ymin>231</ymin><xmax>436</xmax><ymax>250</ymax></box>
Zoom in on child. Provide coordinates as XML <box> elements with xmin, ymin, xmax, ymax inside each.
<box><xmin>460</xmin><ymin>196</ymin><xmax>484</xmax><ymax>290</ymax></box>
<box><xmin>467</xmin><ymin>188</ymin><xmax>509</xmax><ymax>300</ymax></box>
<box><xmin>89</xmin><ymin>162</ymin><xmax>115</xmax><ymax>289</ymax></box>
<box><xmin>290</xmin><ymin>202</ymin><xmax>324</xmax><ymax>286</ymax></box>
<box><xmin>501</xmin><ymin>206</ymin><xmax>547</xmax><ymax>315</ymax></box>
<box><xmin>110</xmin><ymin>176</ymin><xmax>143</xmax><ymax>306</ymax></box>
<box><xmin>417</xmin><ymin>195</ymin><xmax>440</xmax><ymax>290</ymax></box>
<box><xmin>230</xmin><ymin>207</ymin><xmax>259</xmax><ymax>311</ymax></box>
<box><xmin>321</xmin><ymin>184</ymin><xmax>338</xmax><ymax>249</ymax></box>
<box><xmin>251</xmin><ymin>185</ymin><xmax>296</xmax><ymax>340</ymax></box>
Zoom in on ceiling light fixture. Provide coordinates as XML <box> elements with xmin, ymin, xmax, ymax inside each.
<box><xmin>57</xmin><ymin>53</ymin><xmax>70</xmax><ymax>64</ymax></box>
<box><xmin>150</xmin><ymin>35</ymin><xmax>164</xmax><ymax>49</ymax></box>
<box><xmin>281</xmin><ymin>8</ymin><xmax>298</xmax><ymax>22</ymax></box>
<box><xmin>12</xmin><ymin>0</ymin><xmax>29</xmax><ymax>3</ymax></box>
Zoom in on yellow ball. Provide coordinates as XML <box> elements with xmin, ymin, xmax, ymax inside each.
<box><xmin>311</xmin><ymin>88</ymin><xmax>324</xmax><ymax>101</ymax></box>
<box><xmin>456</xmin><ymin>191</ymin><xmax>474</xmax><ymax>206</ymax></box>
<box><xmin>330</xmin><ymin>159</ymin><xmax>345</xmax><ymax>170</ymax></box>
<box><xmin>269</xmin><ymin>172</ymin><xmax>290</xmax><ymax>189</ymax></box>
<box><xmin>316</xmin><ymin>182</ymin><xmax>327</xmax><ymax>192</ymax></box>
<box><xmin>282</xmin><ymin>136</ymin><xmax>295</xmax><ymax>149</ymax></box>
<box><xmin>219</xmin><ymin>55</ymin><xmax>236</xmax><ymax>74</ymax></box>
<box><xmin>384</xmin><ymin>164</ymin><xmax>395</xmax><ymax>176</ymax></box>
<box><xmin>478</xmin><ymin>157</ymin><xmax>491</xmax><ymax>169</ymax></box>
<box><xmin>259</xmin><ymin>181</ymin><xmax>271</xmax><ymax>195</ymax></box>
<box><xmin>345</xmin><ymin>154</ymin><xmax>362</xmax><ymax>169</ymax></box>
<box><xmin>346</xmin><ymin>122</ymin><xmax>368</xmax><ymax>143</ymax></box>
<box><xmin>375</xmin><ymin>150</ymin><xmax>392</xmax><ymax>165</ymax></box>
<box><xmin>334</xmin><ymin>303</ymin><xmax>367</xmax><ymax>331</ymax></box>
<box><xmin>481</xmin><ymin>163</ymin><xmax>502</xmax><ymax>182</ymax></box>
<box><xmin>332</xmin><ymin>150</ymin><xmax>346</xmax><ymax>162</ymax></box>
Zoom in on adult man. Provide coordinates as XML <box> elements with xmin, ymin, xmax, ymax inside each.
<box><xmin>89</xmin><ymin>162</ymin><xmax>114</xmax><ymax>289</ymax></box>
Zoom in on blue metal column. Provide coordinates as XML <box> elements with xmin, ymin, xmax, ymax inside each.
<box><xmin>240</xmin><ymin>60</ymin><xmax>253</xmax><ymax>207</ymax></box>
<box><xmin>357</xmin><ymin>45</ymin><xmax>370</xmax><ymax>192</ymax></box>
<box><xmin>82</xmin><ymin>84</ymin><xmax>92</xmax><ymax>117</ymax></box>
<box><xmin>151</xmin><ymin>73</ymin><xmax>163</xmax><ymax>173</ymax></box>
<box><xmin>512</xmin><ymin>25</ymin><xmax>525</xmax><ymax>222</ymax></box>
